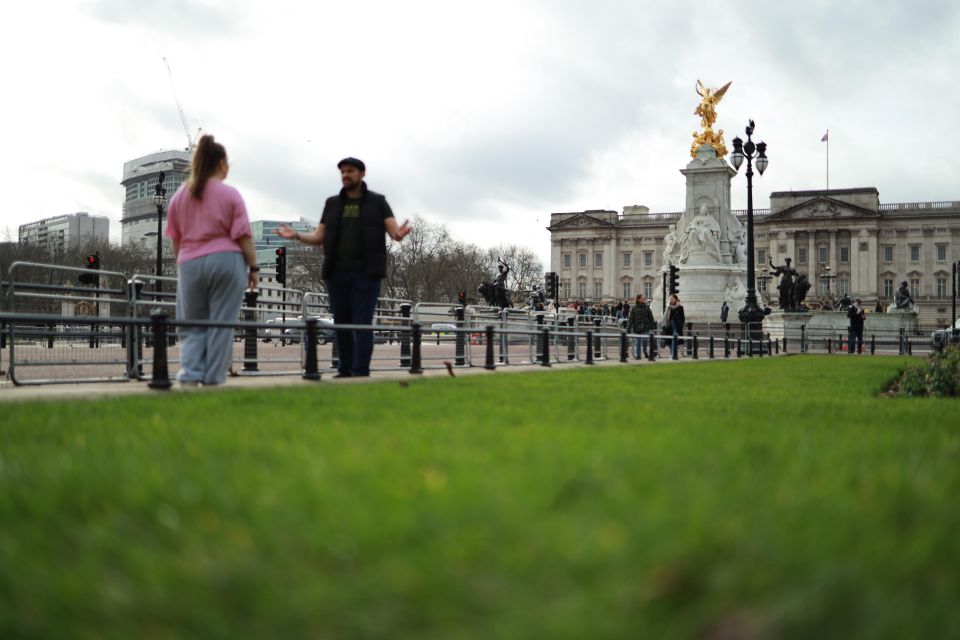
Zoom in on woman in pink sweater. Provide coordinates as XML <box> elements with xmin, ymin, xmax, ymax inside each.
<box><xmin>164</xmin><ymin>135</ymin><xmax>259</xmax><ymax>386</ymax></box>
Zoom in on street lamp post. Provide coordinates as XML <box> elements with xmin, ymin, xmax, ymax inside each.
<box><xmin>730</xmin><ymin>120</ymin><xmax>769</xmax><ymax>346</ymax></box>
<box><xmin>153</xmin><ymin>171</ymin><xmax>167</xmax><ymax>297</ymax></box>
<box><xmin>820</xmin><ymin>265</ymin><xmax>836</xmax><ymax>294</ymax></box>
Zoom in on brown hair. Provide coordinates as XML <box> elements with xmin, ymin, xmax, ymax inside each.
<box><xmin>188</xmin><ymin>134</ymin><xmax>226</xmax><ymax>198</ymax></box>
<box><xmin>635</xmin><ymin>294</ymin><xmax>643</xmax><ymax>304</ymax></box>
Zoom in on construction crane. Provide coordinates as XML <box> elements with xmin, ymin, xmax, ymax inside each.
<box><xmin>163</xmin><ymin>57</ymin><xmax>201</xmax><ymax>151</ymax></box>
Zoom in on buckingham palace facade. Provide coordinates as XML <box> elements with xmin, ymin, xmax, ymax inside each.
<box><xmin>548</xmin><ymin>188</ymin><xmax>959</xmax><ymax>326</ymax></box>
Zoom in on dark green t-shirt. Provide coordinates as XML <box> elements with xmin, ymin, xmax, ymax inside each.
<box><xmin>322</xmin><ymin>196</ymin><xmax>394</xmax><ymax>273</ymax></box>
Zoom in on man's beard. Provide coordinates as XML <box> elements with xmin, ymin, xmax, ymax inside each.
<box><xmin>343</xmin><ymin>177</ymin><xmax>360</xmax><ymax>191</ymax></box>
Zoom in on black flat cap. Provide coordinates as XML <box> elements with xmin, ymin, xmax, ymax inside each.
<box><xmin>337</xmin><ymin>157</ymin><xmax>365</xmax><ymax>172</ymax></box>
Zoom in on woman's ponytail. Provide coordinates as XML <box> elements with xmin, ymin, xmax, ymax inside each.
<box><xmin>188</xmin><ymin>134</ymin><xmax>226</xmax><ymax>198</ymax></box>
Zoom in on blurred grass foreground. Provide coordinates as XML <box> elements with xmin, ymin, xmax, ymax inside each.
<box><xmin>2</xmin><ymin>356</ymin><xmax>959</xmax><ymax>638</ymax></box>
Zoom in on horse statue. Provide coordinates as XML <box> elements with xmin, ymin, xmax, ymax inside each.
<box><xmin>477</xmin><ymin>282</ymin><xmax>512</xmax><ymax>309</ymax></box>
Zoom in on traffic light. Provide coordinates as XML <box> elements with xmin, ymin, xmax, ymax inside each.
<box><xmin>545</xmin><ymin>272</ymin><xmax>558</xmax><ymax>300</ymax></box>
<box><xmin>275</xmin><ymin>247</ymin><xmax>287</xmax><ymax>286</ymax></box>
<box><xmin>668</xmin><ymin>264</ymin><xmax>680</xmax><ymax>294</ymax></box>
<box><xmin>79</xmin><ymin>252</ymin><xmax>100</xmax><ymax>286</ymax></box>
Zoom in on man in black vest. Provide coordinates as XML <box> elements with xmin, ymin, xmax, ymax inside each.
<box><xmin>278</xmin><ymin>157</ymin><xmax>411</xmax><ymax>377</ymax></box>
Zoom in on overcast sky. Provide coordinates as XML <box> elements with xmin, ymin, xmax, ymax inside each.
<box><xmin>2</xmin><ymin>0</ymin><xmax>957</xmax><ymax>266</ymax></box>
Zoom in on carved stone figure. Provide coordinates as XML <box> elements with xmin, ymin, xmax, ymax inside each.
<box><xmin>683</xmin><ymin>205</ymin><xmax>722</xmax><ymax>262</ymax></box>
<box><xmin>894</xmin><ymin>281</ymin><xmax>914</xmax><ymax>310</ymax></box>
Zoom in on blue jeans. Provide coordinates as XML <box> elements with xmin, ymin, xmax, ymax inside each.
<box><xmin>326</xmin><ymin>269</ymin><xmax>381</xmax><ymax>376</ymax></box>
<box><xmin>848</xmin><ymin>327</ymin><xmax>863</xmax><ymax>354</ymax></box>
<box><xmin>633</xmin><ymin>335</ymin><xmax>649</xmax><ymax>358</ymax></box>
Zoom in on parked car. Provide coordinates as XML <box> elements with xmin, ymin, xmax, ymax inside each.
<box><xmin>930</xmin><ymin>319</ymin><xmax>960</xmax><ymax>351</ymax></box>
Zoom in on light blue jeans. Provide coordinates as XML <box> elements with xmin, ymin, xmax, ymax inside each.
<box><xmin>176</xmin><ymin>251</ymin><xmax>246</xmax><ymax>385</ymax></box>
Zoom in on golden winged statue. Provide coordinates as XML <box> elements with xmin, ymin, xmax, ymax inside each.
<box><xmin>691</xmin><ymin>79</ymin><xmax>731</xmax><ymax>158</ymax></box>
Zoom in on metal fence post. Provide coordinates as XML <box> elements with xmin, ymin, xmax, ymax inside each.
<box><xmin>870</xmin><ymin>334</ymin><xmax>876</xmax><ymax>355</ymax></box>
<box><xmin>303</xmin><ymin>318</ymin><xmax>321</xmax><ymax>380</ymax></box>
<box><xmin>585</xmin><ymin>330</ymin><xmax>594</xmax><ymax>365</ymax></box>
<box><xmin>410</xmin><ymin>322</ymin><xmax>423</xmax><ymax>374</ymax></box>
<box><xmin>724</xmin><ymin>335</ymin><xmax>730</xmax><ymax>359</ymax></box>
<box><xmin>648</xmin><ymin>330</ymin><xmax>657</xmax><ymax>362</ymax></box>
<box><xmin>47</xmin><ymin>322</ymin><xmax>55</xmax><ymax>349</ymax></box>
<box><xmin>535</xmin><ymin>313</ymin><xmax>544</xmax><ymax>363</ymax></box>
<box><xmin>898</xmin><ymin>328</ymin><xmax>905</xmax><ymax>355</ymax></box>
<box><xmin>455</xmin><ymin>305</ymin><xmax>466</xmax><ymax>366</ymax></box>
<box><xmin>671</xmin><ymin>333</ymin><xmax>678</xmax><ymax>360</ymax></box>
<box><xmin>800</xmin><ymin>324</ymin><xmax>807</xmax><ymax>353</ymax></box>
<box><xmin>243</xmin><ymin>289</ymin><xmax>259</xmax><ymax>372</ymax></box>
<box><xmin>148</xmin><ymin>310</ymin><xmax>172</xmax><ymax>390</ymax></box>
<box><xmin>567</xmin><ymin>317</ymin><xmax>576</xmax><ymax>361</ymax></box>
<box><xmin>400</xmin><ymin>303</ymin><xmax>412</xmax><ymax>367</ymax></box>
<box><xmin>709</xmin><ymin>335</ymin><xmax>714</xmax><ymax>359</ymax></box>
<box><xmin>692</xmin><ymin>334</ymin><xmax>699</xmax><ymax>360</ymax></box>
<box><xmin>686</xmin><ymin>322</ymin><xmax>693</xmax><ymax>357</ymax></box>
<box><xmin>619</xmin><ymin>329</ymin><xmax>628</xmax><ymax>363</ymax></box>
<box><xmin>484</xmin><ymin>325</ymin><xmax>495</xmax><ymax>370</ymax></box>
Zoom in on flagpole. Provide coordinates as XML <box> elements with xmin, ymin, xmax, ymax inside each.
<box><xmin>825</xmin><ymin>129</ymin><xmax>829</xmax><ymax>190</ymax></box>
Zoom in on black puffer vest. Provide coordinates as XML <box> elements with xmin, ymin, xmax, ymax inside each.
<box><xmin>321</xmin><ymin>182</ymin><xmax>390</xmax><ymax>279</ymax></box>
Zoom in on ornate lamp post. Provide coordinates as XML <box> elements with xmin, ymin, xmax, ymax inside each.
<box><xmin>730</xmin><ymin>120</ymin><xmax>769</xmax><ymax>342</ymax></box>
<box><xmin>820</xmin><ymin>264</ymin><xmax>836</xmax><ymax>294</ymax></box>
<box><xmin>153</xmin><ymin>171</ymin><xmax>167</xmax><ymax>295</ymax></box>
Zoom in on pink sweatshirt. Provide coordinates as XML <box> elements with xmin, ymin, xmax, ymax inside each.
<box><xmin>164</xmin><ymin>180</ymin><xmax>252</xmax><ymax>264</ymax></box>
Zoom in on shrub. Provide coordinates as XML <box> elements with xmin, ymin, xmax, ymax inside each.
<box><xmin>897</xmin><ymin>344</ymin><xmax>960</xmax><ymax>397</ymax></box>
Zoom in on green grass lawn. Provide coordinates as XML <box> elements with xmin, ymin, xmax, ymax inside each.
<box><xmin>2</xmin><ymin>356</ymin><xmax>959</xmax><ymax>639</ymax></box>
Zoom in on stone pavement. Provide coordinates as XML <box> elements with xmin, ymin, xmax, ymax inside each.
<box><xmin>0</xmin><ymin>353</ymin><xmax>716</xmax><ymax>403</ymax></box>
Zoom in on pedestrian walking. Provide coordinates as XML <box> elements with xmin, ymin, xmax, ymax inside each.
<box><xmin>277</xmin><ymin>157</ymin><xmax>411</xmax><ymax>377</ymax></box>
<box><xmin>627</xmin><ymin>294</ymin><xmax>656</xmax><ymax>358</ymax></box>
<box><xmin>164</xmin><ymin>134</ymin><xmax>259</xmax><ymax>387</ymax></box>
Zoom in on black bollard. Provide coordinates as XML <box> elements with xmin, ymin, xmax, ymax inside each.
<box><xmin>148</xmin><ymin>310</ymin><xmax>172</xmax><ymax>390</ymax></box>
<box><xmin>648</xmin><ymin>330</ymin><xmax>657</xmax><ymax>362</ymax></box>
<box><xmin>671</xmin><ymin>333</ymin><xmax>678</xmax><ymax>361</ymax></box>
<box><xmin>47</xmin><ymin>322</ymin><xmax>55</xmax><ymax>349</ymax></box>
<box><xmin>484</xmin><ymin>325</ymin><xmax>496</xmax><ymax>370</ymax></box>
<box><xmin>455</xmin><ymin>306</ymin><xmax>466</xmax><ymax>366</ymax></box>
<box><xmin>619</xmin><ymin>330</ymin><xmax>628</xmax><ymax>363</ymax></box>
<box><xmin>709</xmin><ymin>335</ymin><xmax>714</xmax><ymax>359</ymax></box>
<box><xmin>400</xmin><ymin>303</ymin><xmax>412</xmax><ymax>367</ymax></box>
<box><xmin>870</xmin><ymin>334</ymin><xmax>876</xmax><ymax>355</ymax></box>
<box><xmin>686</xmin><ymin>322</ymin><xmax>693</xmax><ymax>357</ymax></box>
<box><xmin>800</xmin><ymin>324</ymin><xmax>807</xmax><ymax>353</ymax></box>
<box><xmin>593</xmin><ymin>318</ymin><xmax>602</xmax><ymax>360</ymax></box>
<box><xmin>535</xmin><ymin>313</ymin><xmax>544</xmax><ymax>363</ymax></box>
<box><xmin>585</xmin><ymin>331</ymin><xmax>595</xmax><ymax>365</ymax></box>
<box><xmin>827</xmin><ymin>337</ymin><xmax>833</xmax><ymax>354</ymax></box>
<box><xmin>567</xmin><ymin>317</ymin><xmax>576</xmax><ymax>361</ymax></box>
<box><xmin>410</xmin><ymin>322</ymin><xmax>423</xmax><ymax>374</ymax></box>
<box><xmin>303</xmin><ymin>318</ymin><xmax>321</xmax><ymax>380</ymax></box>
<box><xmin>541</xmin><ymin>328</ymin><xmax>551</xmax><ymax>367</ymax></box>
<box><xmin>724</xmin><ymin>336</ymin><xmax>730</xmax><ymax>359</ymax></box>
<box><xmin>692</xmin><ymin>334</ymin><xmax>699</xmax><ymax>360</ymax></box>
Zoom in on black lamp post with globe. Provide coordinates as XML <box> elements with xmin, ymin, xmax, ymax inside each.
<box><xmin>153</xmin><ymin>171</ymin><xmax>167</xmax><ymax>297</ymax></box>
<box><xmin>729</xmin><ymin>120</ymin><xmax>769</xmax><ymax>345</ymax></box>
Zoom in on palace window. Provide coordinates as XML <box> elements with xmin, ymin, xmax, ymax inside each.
<box><xmin>818</xmin><ymin>246</ymin><xmax>828</xmax><ymax>264</ymax></box>
<box><xmin>622</xmin><ymin>252</ymin><xmax>631</xmax><ymax>268</ymax></box>
<box><xmin>643</xmin><ymin>281</ymin><xmax>653</xmax><ymax>299</ymax></box>
<box><xmin>937</xmin><ymin>277</ymin><xmax>947</xmax><ymax>297</ymax></box>
<box><xmin>578</xmin><ymin>253</ymin><xmax>587</xmax><ymax>269</ymax></box>
<box><xmin>839</xmin><ymin>246</ymin><xmax>849</xmax><ymax>264</ymax></box>
<box><xmin>937</xmin><ymin>245</ymin><xmax>947</xmax><ymax>262</ymax></box>
<box><xmin>578</xmin><ymin>281</ymin><xmax>587</xmax><ymax>299</ymax></box>
<box><xmin>563</xmin><ymin>253</ymin><xmax>571</xmax><ymax>269</ymax></box>
<box><xmin>595</xmin><ymin>281</ymin><xmax>603</xmax><ymax>299</ymax></box>
<box><xmin>622</xmin><ymin>282</ymin><xmax>631</xmax><ymax>299</ymax></box>
<box><xmin>798</xmin><ymin>246</ymin><xmax>807</xmax><ymax>264</ymax></box>
<box><xmin>883</xmin><ymin>246</ymin><xmax>894</xmax><ymax>263</ymax></box>
<box><xmin>883</xmin><ymin>279</ymin><xmax>894</xmax><ymax>298</ymax></box>
<box><xmin>757</xmin><ymin>249</ymin><xmax>766</xmax><ymax>265</ymax></box>
<box><xmin>910</xmin><ymin>278</ymin><xmax>921</xmax><ymax>295</ymax></box>
<box><xmin>910</xmin><ymin>245</ymin><xmax>920</xmax><ymax>262</ymax></box>
<box><xmin>838</xmin><ymin>277</ymin><xmax>849</xmax><ymax>295</ymax></box>
<box><xmin>563</xmin><ymin>281</ymin><xmax>571</xmax><ymax>299</ymax></box>
<box><xmin>644</xmin><ymin>251</ymin><xmax>653</xmax><ymax>268</ymax></box>
<box><xmin>594</xmin><ymin>253</ymin><xmax>603</xmax><ymax>268</ymax></box>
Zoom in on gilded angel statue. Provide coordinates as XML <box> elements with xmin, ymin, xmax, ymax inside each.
<box><xmin>691</xmin><ymin>79</ymin><xmax>732</xmax><ymax>158</ymax></box>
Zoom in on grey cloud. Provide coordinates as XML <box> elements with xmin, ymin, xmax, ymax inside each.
<box><xmin>86</xmin><ymin>0</ymin><xmax>242</xmax><ymax>36</ymax></box>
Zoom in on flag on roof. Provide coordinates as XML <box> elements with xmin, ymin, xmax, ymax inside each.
<box><xmin>821</xmin><ymin>131</ymin><xmax>829</xmax><ymax>142</ymax></box>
